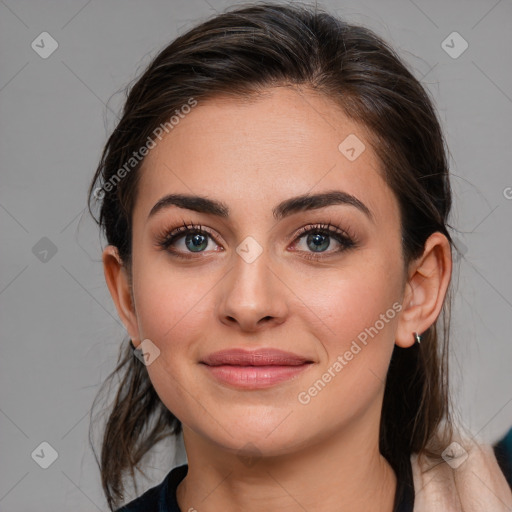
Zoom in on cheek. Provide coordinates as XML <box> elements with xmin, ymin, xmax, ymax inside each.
<box><xmin>291</xmin><ymin>299</ymin><xmax>399</xmax><ymax>438</ymax></box>
<box><xmin>132</xmin><ymin>257</ymin><xmax>213</xmax><ymax>346</ymax></box>
<box><xmin>130</xmin><ymin>262</ymin><xmax>213</xmax><ymax>423</ymax></box>
<box><xmin>296</xmin><ymin>259</ymin><xmax>401</xmax><ymax>341</ymax></box>
<box><xmin>293</xmin><ymin>262</ymin><xmax>401</xmax><ymax>400</ymax></box>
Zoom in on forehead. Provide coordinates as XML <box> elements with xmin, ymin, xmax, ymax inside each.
<box><xmin>134</xmin><ymin>86</ymin><xmax>399</xmax><ymax>227</ymax></box>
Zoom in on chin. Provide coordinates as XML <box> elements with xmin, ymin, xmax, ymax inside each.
<box><xmin>191</xmin><ymin>414</ymin><xmax>309</xmax><ymax>457</ymax></box>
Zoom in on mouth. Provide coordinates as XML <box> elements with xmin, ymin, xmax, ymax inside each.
<box><xmin>200</xmin><ymin>348</ymin><xmax>314</xmax><ymax>389</ymax></box>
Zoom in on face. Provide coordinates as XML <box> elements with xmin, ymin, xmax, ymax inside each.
<box><xmin>125</xmin><ymin>86</ymin><xmax>408</xmax><ymax>456</ymax></box>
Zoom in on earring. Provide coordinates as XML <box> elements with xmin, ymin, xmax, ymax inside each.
<box><xmin>413</xmin><ymin>332</ymin><xmax>422</xmax><ymax>344</ymax></box>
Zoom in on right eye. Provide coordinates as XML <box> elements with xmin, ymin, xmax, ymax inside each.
<box><xmin>155</xmin><ymin>222</ymin><xmax>223</xmax><ymax>259</ymax></box>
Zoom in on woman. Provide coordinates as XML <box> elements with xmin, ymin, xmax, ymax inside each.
<box><xmin>87</xmin><ymin>3</ymin><xmax>512</xmax><ymax>511</ymax></box>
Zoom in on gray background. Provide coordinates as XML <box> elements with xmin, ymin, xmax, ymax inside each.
<box><xmin>1</xmin><ymin>0</ymin><xmax>511</xmax><ymax>509</ymax></box>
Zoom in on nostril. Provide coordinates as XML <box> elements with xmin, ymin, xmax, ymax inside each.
<box><xmin>258</xmin><ymin>316</ymin><xmax>275</xmax><ymax>325</ymax></box>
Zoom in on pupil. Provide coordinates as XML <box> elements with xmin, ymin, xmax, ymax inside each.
<box><xmin>308</xmin><ymin>233</ymin><xmax>329</xmax><ymax>252</ymax></box>
<box><xmin>186</xmin><ymin>232</ymin><xmax>207</xmax><ymax>252</ymax></box>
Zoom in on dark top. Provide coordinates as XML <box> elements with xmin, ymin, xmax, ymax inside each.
<box><xmin>116</xmin><ymin>459</ymin><xmax>415</xmax><ymax>512</ymax></box>
<box><xmin>494</xmin><ymin>427</ymin><xmax>512</xmax><ymax>489</ymax></box>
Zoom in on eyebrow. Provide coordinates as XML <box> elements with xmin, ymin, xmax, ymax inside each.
<box><xmin>147</xmin><ymin>190</ymin><xmax>374</xmax><ymax>223</ymax></box>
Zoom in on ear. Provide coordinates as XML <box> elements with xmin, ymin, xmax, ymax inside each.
<box><xmin>102</xmin><ymin>245</ymin><xmax>140</xmax><ymax>344</ymax></box>
<box><xmin>395</xmin><ymin>232</ymin><xmax>452</xmax><ymax>348</ymax></box>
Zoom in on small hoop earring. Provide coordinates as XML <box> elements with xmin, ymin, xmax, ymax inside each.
<box><xmin>413</xmin><ymin>332</ymin><xmax>422</xmax><ymax>344</ymax></box>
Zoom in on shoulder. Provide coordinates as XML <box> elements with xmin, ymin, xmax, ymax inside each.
<box><xmin>115</xmin><ymin>464</ymin><xmax>188</xmax><ymax>512</ymax></box>
<box><xmin>410</xmin><ymin>434</ymin><xmax>512</xmax><ymax>511</ymax></box>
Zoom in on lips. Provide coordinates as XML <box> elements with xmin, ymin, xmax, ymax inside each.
<box><xmin>201</xmin><ymin>348</ymin><xmax>313</xmax><ymax>367</ymax></box>
<box><xmin>200</xmin><ymin>348</ymin><xmax>314</xmax><ymax>389</ymax></box>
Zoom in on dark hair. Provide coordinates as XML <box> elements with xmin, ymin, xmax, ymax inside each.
<box><xmin>88</xmin><ymin>2</ymin><xmax>454</xmax><ymax>509</ymax></box>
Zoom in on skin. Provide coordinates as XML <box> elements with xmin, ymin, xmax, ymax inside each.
<box><xmin>103</xmin><ymin>85</ymin><xmax>452</xmax><ymax>511</ymax></box>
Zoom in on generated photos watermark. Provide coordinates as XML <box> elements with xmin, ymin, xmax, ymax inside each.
<box><xmin>298</xmin><ymin>301</ymin><xmax>403</xmax><ymax>405</ymax></box>
<box><xmin>93</xmin><ymin>97</ymin><xmax>198</xmax><ymax>200</ymax></box>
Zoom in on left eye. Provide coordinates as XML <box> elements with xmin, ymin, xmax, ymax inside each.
<box><xmin>296</xmin><ymin>230</ymin><xmax>341</xmax><ymax>252</ymax></box>
<box><xmin>291</xmin><ymin>225</ymin><xmax>356</xmax><ymax>257</ymax></box>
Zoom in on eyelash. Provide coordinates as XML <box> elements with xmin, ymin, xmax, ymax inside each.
<box><xmin>154</xmin><ymin>220</ymin><xmax>358</xmax><ymax>261</ymax></box>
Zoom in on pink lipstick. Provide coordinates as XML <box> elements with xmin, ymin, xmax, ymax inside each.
<box><xmin>200</xmin><ymin>348</ymin><xmax>313</xmax><ymax>389</ymax></box>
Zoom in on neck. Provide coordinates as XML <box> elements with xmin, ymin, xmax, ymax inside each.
<box><xmin>176</xmin><ymin>416</ymin><xmax>397</xmax><ymax>512</ymax></box>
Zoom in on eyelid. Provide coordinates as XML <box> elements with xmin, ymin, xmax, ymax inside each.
<box><xmin>290</xmin><ymin>221</ymin><xmax>357</xmax><ymax>245</ymax></box>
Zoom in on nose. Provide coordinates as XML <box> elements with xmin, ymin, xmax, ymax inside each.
<box><xmin>217</xmin><ymin>249</ymin><xmax>289</xmax><ymax>333</ymax></box>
